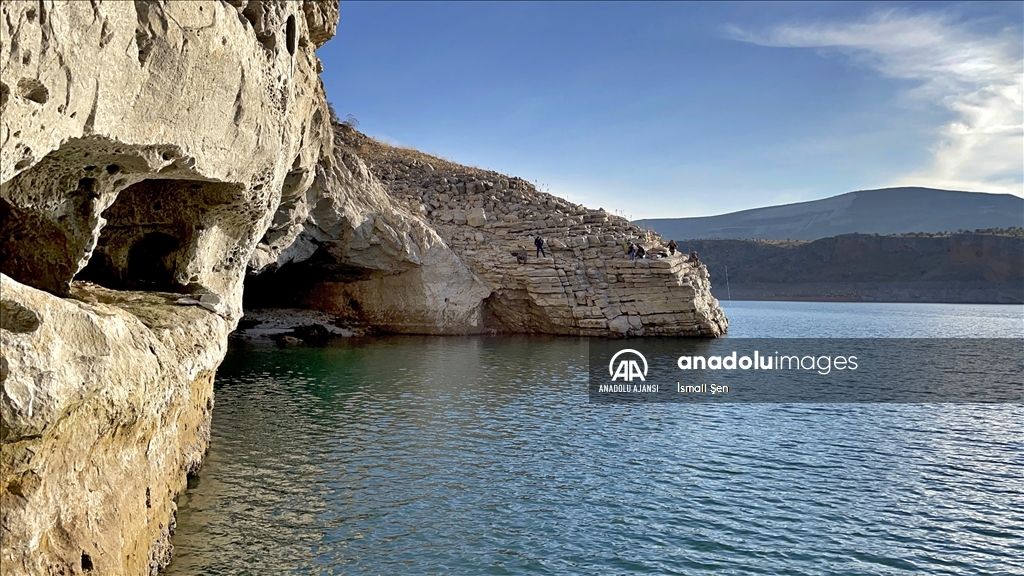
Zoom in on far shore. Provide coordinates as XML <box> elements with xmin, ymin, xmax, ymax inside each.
<box><xmin>712</xmin><ymin>283</ymin><xmax>1023</xmax><ymax>305</ymax></box>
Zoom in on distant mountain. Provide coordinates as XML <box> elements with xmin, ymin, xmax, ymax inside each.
<box><xmin>675</xmin><ymin>231</ymin><xmax>1024</xmax><ymax>304</ymax></box>
<box><xmin>640</xmin><ymin>187</ymin><xmax>1024</xmax><ymax>241</ymax></box>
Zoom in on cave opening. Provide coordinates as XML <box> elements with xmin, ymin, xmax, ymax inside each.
<box><xmin>74</xmin><ymin>177</ymin><xmax>245</xmax><ymax>293</ymax></box>
<box><xmin>243</xmin><ymin>247</ymin><xmax>374</xmax><ymax>313</ymax></box>
<box><xmin>127</xmin><ymin>232</ymin><xmax>180</xmax><ymax>288</ymax></box>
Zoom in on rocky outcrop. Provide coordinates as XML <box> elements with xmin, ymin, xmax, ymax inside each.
<box><xmin>1</xmin><ymin>1</ymin><xmax>339</xmax><ymax>573</ymax></box>
<box><xmin>247</xmin><ymin>127</ymin><xmax>728</xmax><ymax>337</ymax></box>
<box><xmin>0</xmin><ymin>0</ymin><xmax>334</xmax><ymax>315</ymax></box>
<box><xmin>1</xmin><ymin>275</ymin><xmax>224</xmax><ymax>575</ymax></box>
<box><xmin>245</xmin><ymin>124</ymin><xmax>491</xmax><ymax>334</ymax></box>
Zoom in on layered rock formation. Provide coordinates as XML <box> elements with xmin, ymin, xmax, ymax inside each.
<box><xmin>1</xmin><ymin>1</ymin><xmax>339</xmax><ymax>573</ymax></box>
<box><xmin>245</xmin><ymin>126</ymin><xmax>728</xmax><ymax>337</ymax></box>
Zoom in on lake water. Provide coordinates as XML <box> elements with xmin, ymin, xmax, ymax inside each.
<box><xmin>166</xmin><ymin>302</ymin><xmax>1023</xmax><ymax>575</ymax></box>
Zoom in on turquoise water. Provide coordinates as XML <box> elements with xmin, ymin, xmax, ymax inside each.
<box><xmin>166</xmin><ymin>303</ymin><xmax>1024</xmax><ymax>575</ymax></box>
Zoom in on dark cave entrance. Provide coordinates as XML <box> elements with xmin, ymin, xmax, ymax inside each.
<box><xmin>243</xmin><ymin>247</ymin><xmax>374</xmax><ymax>313</ymax></box>
<box><xmin>74</xmin><ymin>178</ymin><xmax>243</xmax><ymax>293</ymax></box>
<box><xmin>127</xmin><ymin>232</ymin><xmax>180</xmax><ymax>288</ymax></box>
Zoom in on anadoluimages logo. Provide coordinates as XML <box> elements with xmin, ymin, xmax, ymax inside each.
<box><xmin>609</xmin><ymin>349</ymin><xmax>648</xmax><ymax>381</ymax></box>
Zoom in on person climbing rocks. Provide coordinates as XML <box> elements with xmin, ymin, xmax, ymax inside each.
<box><xmin>535</xmin><ymin>235</ymin><xmax>546</xmax><ymax>258</ymax></box>
<box><xmin>636</xmin><ymin>245</ymin><xmax>646</xmax><ymax>259</ymax></box>
<box><xmin>667</xmin><ymin>239</ymin><xmax>677</xmax><ymax>256</ymax></box>
<box><xmin>628</xmin><ymin>243</ymin><xmax>637</xmax><ymax>261</ymax></box>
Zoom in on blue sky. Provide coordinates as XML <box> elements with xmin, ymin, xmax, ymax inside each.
<box><xmin>317</xmin><ymin>2</ymin><xmax>1023</xmax><ymax>219</ymax></box>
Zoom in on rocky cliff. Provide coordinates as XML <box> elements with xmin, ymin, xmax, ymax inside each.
<box><xmin>242</xmin><ymin>125</ymin><xmax>728</xmax><ymax>337</ymax></box>
<box><xmin>1</xmin><ymin>1</ymin><xmax>339</xmax><ymax>573</ymax></box>
<box><xmin>1</xmin><ymin>1</ymin><xmax>725</xmax><ymax>573</ymax></box>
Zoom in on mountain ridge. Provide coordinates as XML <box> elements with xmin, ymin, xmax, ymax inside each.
<box><xmin>640</xmin><ymin>187</ymin><xmax>1023</xmax><ymax>241</ymax></box>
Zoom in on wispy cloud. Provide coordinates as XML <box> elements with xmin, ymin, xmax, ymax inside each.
<box><xmin>727</xmin><ymin>10</ymin><xmax>1023</xmax><ymax>196</ymax></box>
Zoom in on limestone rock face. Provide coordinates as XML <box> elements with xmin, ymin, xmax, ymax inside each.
<box><xmin>269</xmin><ymin>127</ymin><xmax>729</xmax><ymax>337</ymax></box>
<box><xmin>246</xmin><ymin>124</ymin><xmax>492</xmax><ymax>334</ymax></box>
<box><xmin>2</xmin><ymin>0</ymin><xmax>724</xmax><ymax>571</ymax></box>
<box><xmin>0</xmin><ymin>0</ymin><xmax>335</xmax><ymax>317</ymax></box>
<box><xmin>0</xmin><ymin>1</ymin><xmax>339</xmax><ymax>573</ymax></box>
<box><xmin>0</xmin><ymin>274</ymin><xmax>227</xmax><ymax>575</ymax></box>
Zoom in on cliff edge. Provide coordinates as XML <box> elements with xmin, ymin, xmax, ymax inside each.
<box><xmin>1</xmin><ymin>1</ymin><xmax>338</xmax><ymax>573</ymax></box>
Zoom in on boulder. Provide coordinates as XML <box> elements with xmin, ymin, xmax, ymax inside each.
<box><xmin>467</xmin><ymin>206</ymin><xmax>487</xmax><ymax>227</ymax></box>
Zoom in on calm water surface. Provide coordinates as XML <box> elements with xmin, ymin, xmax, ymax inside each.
<box><xmin>166</xmin><ymin>303</ymin><xmax>1023</xmax><ymax>575</ymax></box>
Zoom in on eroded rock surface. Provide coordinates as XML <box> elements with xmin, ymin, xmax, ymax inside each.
<box><xmin>0</xmin><ymin>0</ymin><xmax>334</xmax><ymax>315</ymax></box>
<box><xmin>1</xmin><ymin>275</ymin><xmax>224</xmax><ymax>575</ymax></box>
<box><xmin>1</xmin><ymin>1</ymin><xmax>339</xmax><ymax>573</ymax></box>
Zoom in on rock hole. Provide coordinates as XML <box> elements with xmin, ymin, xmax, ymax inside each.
<box><xmin>145</xmin><ymin>487</ymin><xmax>152</xmax><ymax>508</ymax></box>
<box><xmin>161</xmin><ymin>151</ymin><xmax>175</xmax><ymax>161</ymax></box>
<box><xmin>106</xmin><ymin>164</ymin><xmax>120</xmax><ymax>174</ymax></box>
<box><xmin>285</xmin><ymin>15</ymin><xmax>296</xmax><ymax>55</ymax></box>
<box><xmin>26</xmin><ymin>8</ymin><xmax>36</xmax><ymax>22</ymax></box>
<box><xmin>81</xmin><ymin>552</ymin><xmax>93</xmax><ymax>572</ymax></box>
<box><xmin>240</xmin><ymin>3</ymin><xmax>259</xmax><ymax>29</ymax></box>
<box><xmin>17</xmin><ymin>78</ymin><xmax>48</xmax><ymax>104</ymax></box>
<box><xmin>84</xmin><ymin>165</ymin><xmax>96</xmax><ymax>171</ymax></box>
<box><xmin>0</xmin><ymin>82</ymin><xmax>10</xmax><ymax>108</ymax></box>
<box><xmin>127</xmin><ymin>233</ymin><xmax>180</xmax><ymax>290</ymax></box>
<box><xmin>77</xmin><ymin>177</ymin><xmax>97</xmax><ymax>197</ymax></box>
<box><xmin>135</xmin><ymin>28</ymin><xmax>153</xmax><ymax>66</ymax></box>
<box><xmin>152</xmin><ymin>201</ymin><xmax>162</xmax><ymax>211</ymax></box>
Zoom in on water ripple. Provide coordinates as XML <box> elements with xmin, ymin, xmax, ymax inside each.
<box><xmin>167</xmin><ymin>304</ymin><xmax>1024</xmax><ymax>574</ymax></box>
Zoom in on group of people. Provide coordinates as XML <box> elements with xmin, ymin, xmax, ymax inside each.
<box><xmin>516</xmin><ymin>234</ymin><xmax>699</xmax><ymax>266</ymax></box>
<box><xmin>622</xmin><ymin>238</ymin><xmax>698</xmax><ymax>264</ymax></box>
<box><xmin>624</xmin><ymin>241</ymin><xmax>646</xmax><ymax>261</ymax></box>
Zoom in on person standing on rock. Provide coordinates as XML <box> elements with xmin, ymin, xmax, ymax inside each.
<box><xmin>667</xmin><ymin>239</ymin><xmax>677</xmax><ymax>256</ymax></box>
<box><xmin>535</xmin><ymin>235</ymin><xmax>546</xmax><ymax>258</ymax></box>
<box><xmin>628</xmin><ymin>243</ymin><xmax>637</xmax><ymax>261</ymax></box>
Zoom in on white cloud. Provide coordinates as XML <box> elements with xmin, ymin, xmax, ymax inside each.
<box><xmin>727</xmin><ymin>10</ymin><xmax>1023</xmax><ymax>196</ymax></box>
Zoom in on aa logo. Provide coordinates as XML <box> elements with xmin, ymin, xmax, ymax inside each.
<box><xmin>609</xmin><ymin>349</ymin><xmax>648</xmax><ymax>382</ymax></box>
